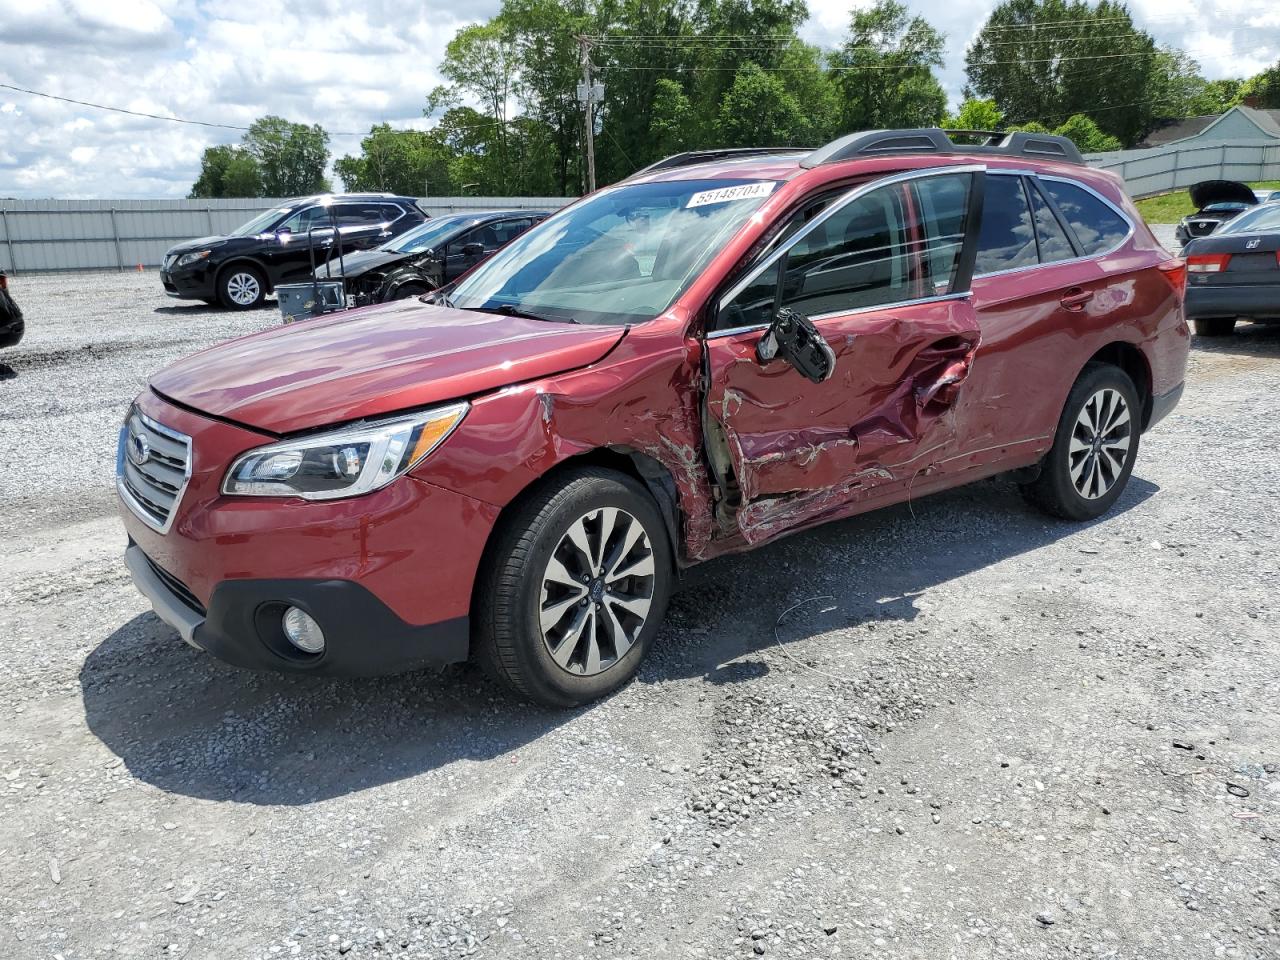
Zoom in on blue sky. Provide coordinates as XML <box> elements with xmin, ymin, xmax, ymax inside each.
<box><xmin>0</xmin><ymin>0</ymin><xmax>1277</xmax><ymax>198</ymax></box>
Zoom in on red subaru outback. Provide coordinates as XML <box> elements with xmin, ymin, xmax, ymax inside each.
<box><xmin>118</xmin><ymin>129</ymin><xmax>1188</xmax><ymax>707</ymax></box>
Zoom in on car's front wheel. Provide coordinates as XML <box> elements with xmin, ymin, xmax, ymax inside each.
<box><xmin>1021</xmin><ymin>363</ymin><xmax>1141</xmax><ymax>521</ymax></box>
<box><xmin>1193</xmin><ymin>317</ymin><xmax>1235</xmax><ymax>337</ymax></box>
<box><xmin>389</xmin><ymin>283</ymin><xmax>429</xmax><ymax>302</ymax></box>
<box><xmin>218</xmin><ymin>265</ymin><xmax>266</xmax><ymax>310</ymax></box>
<box><xmin>475</xmin><ymin>467</ymin><xmax>673</xmax><ymax>707</ymax></box>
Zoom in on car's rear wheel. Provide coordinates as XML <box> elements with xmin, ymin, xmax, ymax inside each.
<box><xmin>474</xmin><ymin>467</ymin><xmax>673</xmax><ymax>708</ymax></box>
<box><xmin>1021</xmin><ymin>363</ymin><xmax>1141</xmax><ymax>521</ymax></box>
<box><xmin>1193</xmin><ymin>317</ymin><xmax>1235</xmax><ymax>337</ymax></box>
<box><xmin>218</xmin><ymin>265</ymin><xmax>266</xmax><ymax>310</ymax></box>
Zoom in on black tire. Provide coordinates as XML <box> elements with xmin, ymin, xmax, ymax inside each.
<box><xmin>1021</xmin><ymin>362</ymin><xmax>1141</xmax><ymax>521</ymax></box>
<box><xmin>217</xmin><ymin>264</ymin><xmax>266</xmax><ymax>310</ymax></box>
<box><xmin>474</xmin><ymin>467</ymin><xmax>673</xmax><ymax>708</ymax></box>
<box><xmin>1193</xmin><ymin>317</ymin><xmax>1235</xmax><ymax>337</ymax></box>
<box><xmin>389</xmin><ymin>283</ymin><xmax>429</xmax><ymax>302</ymax></box>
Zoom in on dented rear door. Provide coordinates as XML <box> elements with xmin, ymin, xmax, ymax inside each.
<box><xmin>704</xmin><ymin>168</ymin><xmax>984</xmax><ymax>541</ymax></box>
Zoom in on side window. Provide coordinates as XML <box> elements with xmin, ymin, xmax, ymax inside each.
<box><xmin>1037</xmin><ymin>179</ymin><xmax>1129</xmax><ymax>256</ymax></box>
<box><xmin>716</xmin><ymin>175</ymin><xmax>973</xmax><ymax>329</ymax></box>
<box><xmin>909</xmin><ymin>173</ymin><xmax>971</xmax><ymax>294</ymax></box>
<box><xmin>778</xmin><ymin>184</ymin><xmax>912</xmax><ymax>316</ymax></box>
<box><xmin>335</xmin><ymin>204</ymin><xmax>385</xmax><ymax>225</ymax></box>
<box><xmin>1027</xmin><ymin>181</ymin><xmax>1076</xmax><ymax>263</ymax></box>
<box><xmin>448</xmin><ymin>226</ymin><xmax>483</xmax><ymax>254</ymax></box>
<box><xmin>974</xmin><ymin>175</ymin><xmax>1037</xmax><ymax>276</ymax></box>
<box><xmin>378</xmin><ymin>203</ymin><xmax>406</xmax><ymax>223</ymax></box>
<box><xmin>279</xmin><ymin>206</ymin><xmax>332</xmax><ymax>233</ymax></box>
<box><xmin>491</xmin><ymin>219</ymin><xmax>532</xmax><ymax>245</ymax></box>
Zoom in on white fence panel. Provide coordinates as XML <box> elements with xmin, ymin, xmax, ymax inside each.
<box><xmin>1086</xmin><ymin>140</ymin><xmax>1280</xmax><ymax>198</ymax></box>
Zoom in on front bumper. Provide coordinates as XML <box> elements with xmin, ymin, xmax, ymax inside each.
<box><xmin>117</xmin><ymin>390</ymin><xmax>501</xmax><ymax>676</ymax></box>
<box><xmin>124</xmin><ymin>544</ymin><xmax>469</xmax><ymax>674</ymax></box>
<box><xmin>1184</xmin><ymin>283</ymin><xmax>1280</xmax><ymax>320</ymax></box>
<box><xmin>160</xmin><ymin>265</ymin><xmax>217</xmax><ymax>300</ymax></box>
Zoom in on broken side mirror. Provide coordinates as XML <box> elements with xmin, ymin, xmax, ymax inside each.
<box><xmin>756</xmin><ymin>307</ymin><xmax>835</xmax><ymax>384</ymax></box>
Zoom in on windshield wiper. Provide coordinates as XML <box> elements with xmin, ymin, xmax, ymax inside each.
<box><xmin>489</xmin><ymin>303</ymin><xmax>577</xmax><ymax>324</ymax></box>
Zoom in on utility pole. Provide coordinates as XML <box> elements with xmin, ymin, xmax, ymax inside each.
<box><xmin>576</xmin><ymin>36</ymin><xmax>602</xmax><ymax>194</ymax></box>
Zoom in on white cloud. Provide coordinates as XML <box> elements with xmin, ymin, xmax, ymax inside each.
<box><xmin>0</xmin><ymin>0</ymin><xmax>1277</xmax><ymax>198</ymax></box>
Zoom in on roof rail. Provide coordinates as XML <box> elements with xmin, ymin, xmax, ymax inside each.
<box><xmin>631</xmin><ymin>147</ymin><xmax>811</xmax><ymax>178</ymax></box>
<box><xmin>800</xmin><ymin>128</ymin><xmax>1084</xmax><ymax>168</ymax></box>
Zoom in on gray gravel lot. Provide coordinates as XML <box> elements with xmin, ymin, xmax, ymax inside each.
<box><xmin>1</xmin><ymin>270</ymin><xmax>1278</xmax><ymax>959</ymax></box>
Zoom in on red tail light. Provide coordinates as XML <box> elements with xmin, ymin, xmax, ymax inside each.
<box><xmin>0</xmin><ymin>274</ymin><xmax>8</xmax><ymax>291</ymax></box>
<box><xmin>1186</xmin><ymin>253</ymin><xmax>1231</xmax><ymax>273</ymax></box>
<box><xmin>1157</xmin><ymin>257</ymin><xmax>1186</xmax><ymax>293</ymax></box>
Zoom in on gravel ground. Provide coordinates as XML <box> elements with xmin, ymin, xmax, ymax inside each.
<box><xmin>1</xmin><ymin>270</ymin><xmax>1277</xmax><ymax>960</ymax></box>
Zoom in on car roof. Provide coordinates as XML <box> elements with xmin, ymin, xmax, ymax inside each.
<box><xmin>283</xmin><ymin>193</ymin><xmax>421</xmax><ymax>206</ymax></box>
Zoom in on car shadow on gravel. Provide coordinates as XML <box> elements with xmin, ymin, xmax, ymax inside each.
<box><xmin>79</xmin><ymin>475</ymin><xmax>1157</xmax><ymax>807</ymax></box>
<box><xmin>153</xmin><ymin>298</ymin><xmax>277</xmax><ymax>316</ymax></box>
<box><xmin>1191</xmin><ymin>321</ymin><xmax>1280</xmax><ymax>358</ymax></box>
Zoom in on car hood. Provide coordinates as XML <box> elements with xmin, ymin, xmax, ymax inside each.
<box><xmin>315</xmin><ymin>249</ymin><xmax>412</xmax><ymax>280</ymax></box>
<box><xmin>1189</xmin><ymin>180</ymin><xmax>1257</xmax><ymax>210</ymax></box>
<box><xmin>165</xmin><ymin>235</ymin><xmax>231</xmax><ymax>256</ymax></box>
<box><xmin>149</xmin><ymin>300</ymin><xmax>627</xmax><ymax>434</ymax></box>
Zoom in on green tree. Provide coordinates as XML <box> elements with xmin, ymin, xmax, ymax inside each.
<box><xmin>649</xmin><ymin>78</ymin><xmax>696</xmax><ymax>155</ymax></box>
<box><xmin>946</xmin><ymin>98</ymin><xmax>1004</xmax><ymax>130</ymax></box>
<box><xmin>829</xmin><ymin>0</ymin><xmax>947</xmax><ymax>133</ymax></box>
<box><xmin>1238</xmin><ymin>61</ymin><xmax>1280</xmax><ymax>109</ymax></box>
<box><xmin>716</xmin><ymin>62</ymin><xmax>810</xmax><ymax>146</ymax></box>
<box><xmin>966</xmin><ymin>0</ymin><xmax>1158</xmax><ymax>146</ymax></box>
<box><xmin>188</xmin><ymin>144</ymin><xmax>262</xmax><ymax>198</ymax></box>
<box><xmin>241</xmin><ymin>116</ymin><xmax>331</xmax><ymax>196</ymax></box>
<box><xmin>1053</xmin><ymin>113</ymin><xmax>1122</xmax><ymax>152</ymax></box>
<box><xmin>1195</xmin><ymin>78</ymin><xmax>1243</xmax><ymax>114</ymax></box>
<box><xmin>441</xmin><ymin>22</ymin><xmax>522</xmax><ymax>191</ymax></box>
<box><xmin>334</xmin><ymin>124</ymin><xmax>454</xmax><ymax>197</ymax></box>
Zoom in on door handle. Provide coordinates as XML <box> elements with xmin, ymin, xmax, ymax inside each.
<box><xmin>1060</xmin><ymin>287</ymin><xmax>1093</xmax><ymax>311</ymax></box>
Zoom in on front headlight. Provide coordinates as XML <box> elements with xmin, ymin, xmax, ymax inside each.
<box><xmin>177</xmin><ymin>250</ymin><xmax>212</xmax><ymax>267</ymax></box>
<box><xmin>222</xmin><ymin>403</ymin><xmax>468</xmax><ymax>500</ymax></box>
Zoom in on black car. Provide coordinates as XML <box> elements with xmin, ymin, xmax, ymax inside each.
<box><xmin>0</xmin><ymin>272</ymin><xmax>23</xmax><ymax>349</ymax></box>
<box><xmin>1184</xmin><ymin>201</ymin><xmax>1280</xmax><ymax>336</ymax></box>
<box><xmin>1174</xmin><ymin>180</ymin><xmax>1258</xmax><ymax>246</ymax></box>
<box><xmin>160</xmin><ymin>194</ymin><xmax>427</xmax><ymax>310</ymax></box>
<box><xmin>316</xmin><ymin>209</ymin><xmax>548</xmax><ymax>306</ymax></box>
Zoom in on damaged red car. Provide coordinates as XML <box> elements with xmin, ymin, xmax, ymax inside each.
<box><xmin>118</xmin><ymin>129</ymin><xmax>1189</xmax><ymax>707</ymax></box>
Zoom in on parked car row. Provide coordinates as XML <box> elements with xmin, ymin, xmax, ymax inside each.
<box><xmin>160</xmin><ymin>195</ymin><xmax>546</xmax><ymax>312</ymax></box>
<box><xmin>122</xmin><ymin>128</ymin><xmax>1190</xmax><ymax>707</ymax></box>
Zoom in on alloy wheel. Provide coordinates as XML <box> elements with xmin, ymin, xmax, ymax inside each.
<box><xmin>538</xmin><ymin>507</ymin><xmax>655</xmax><ymax>676</ymax></box>
<box><xmin>1068</xmin><ymin>387</ymin><xmax>1132</xmax><ymax>500</ymax></box>
<box><xmin>226</xmin><ymin>272</ymin><xmax>261</xmax><ymax>306</ymax></box>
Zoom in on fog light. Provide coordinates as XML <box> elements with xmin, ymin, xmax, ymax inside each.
<box><xmin>281</xmin><ymin>606</ymin><xmax>325</xmax><ymax>654</ymax></box>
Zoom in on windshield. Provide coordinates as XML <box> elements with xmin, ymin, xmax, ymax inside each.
<box><xmin>1201</xmin><ymin>202</ymin><xmax>1250</xmax><ymax>213</ymax></box>
<box><xmin>448</xmin><ymin>178</ymin><xmax>779</xmax><ymax>325</ymax></box>
<box><xmin>229</xmin><ymin>207</ymin><xmax>292</xmax><ymax>237</ymax></box>
<box><xmin>388</xmin><ymin>216</ymin><xmax>474</xmax><ymax>254</ymax></box>
<box><xmin>1218</xmin><ymin>204</ymin><xmax>1280</xmax><ymax>235</ymax></box>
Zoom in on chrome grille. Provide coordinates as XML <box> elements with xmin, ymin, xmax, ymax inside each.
<box><xmin>116</xmin><ymin>408</ymin><xmax>192</xmax><ymax>533</ymax></box>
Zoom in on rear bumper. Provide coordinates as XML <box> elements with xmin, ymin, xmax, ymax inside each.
<box><xmin>1148</xmin><ymin>382</ymin><xmax>1183</xmax><ymax>430</ymax></box>
<box><xmin>125</xmin><ymin>544</ymin><xmax>470</xmax><ymax>675</ymax></box>
<box><xmin>1184</xmin><ymin>283</ymin><xmax>1280</xmax><ymax>320</ymax></box>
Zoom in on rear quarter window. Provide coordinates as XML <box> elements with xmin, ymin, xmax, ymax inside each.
<box><xmin>1039</xmin><ymin>180</ymin><xmax>1129</xmax><ymax>256</ymax></box>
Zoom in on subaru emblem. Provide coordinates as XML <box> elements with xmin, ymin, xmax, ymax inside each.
<box><xmin>127</xmin><ymin>429</ymin><xmax>150</xmax><ymax>467</ymax></box>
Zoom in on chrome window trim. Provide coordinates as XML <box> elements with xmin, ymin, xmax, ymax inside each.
<box><xmin>115</xmin><ymin>408</ymin><xmax>193</xmax><ymax>535</ymax></box>
<box><xmin>972</xmin><ymin>172</ymin><xmax>1135</xmax><ymax>282</ymax></box>
<box><xmin>715</xmin><ymin>164</ymin><xmax>986</xmax><ymax>314</ymax></box>
<box><xmin>707</xmin><ymin>291</ymin><xmax>971</xmax><ymax>340</ymax></box>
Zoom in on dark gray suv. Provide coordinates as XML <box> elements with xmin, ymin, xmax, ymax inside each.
<box><xmin>159</xmin><ymin>194</ymin><xmax>427</xmax><ymax>309</ymax></box>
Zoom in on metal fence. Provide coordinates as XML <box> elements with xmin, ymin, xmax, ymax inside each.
<box><xmin>0</xmin><ymin>196</ymin><xmax>573</xmax><ymax>273</ymax></box>
<box><xmin>1086</xmin><ymin>139</ymin><xmax>1280</xmax><ymax>199</ymax></box>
